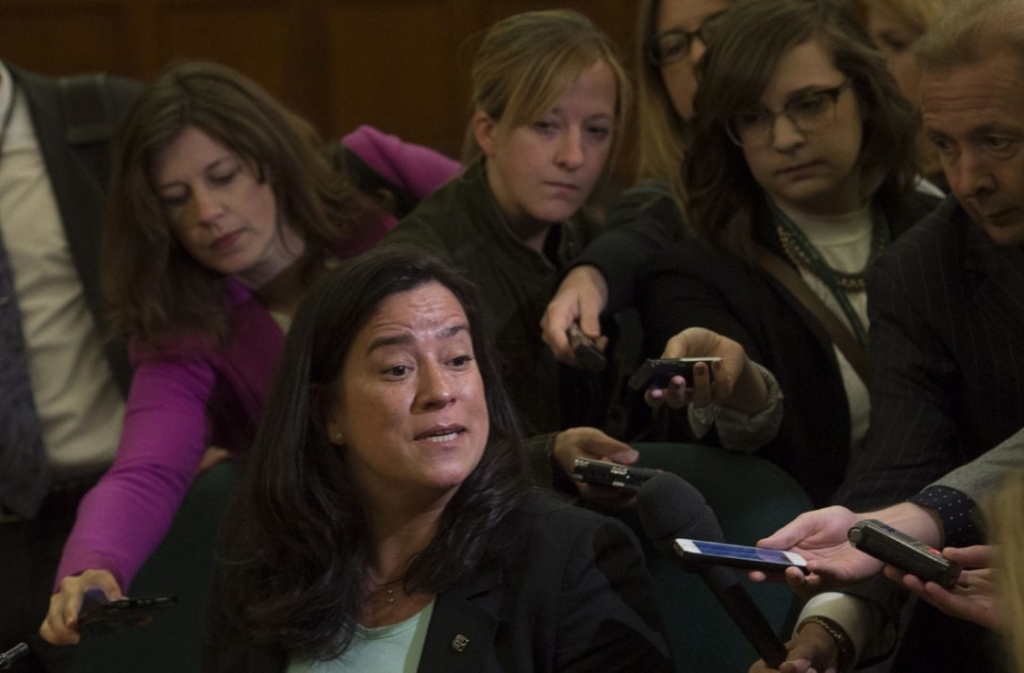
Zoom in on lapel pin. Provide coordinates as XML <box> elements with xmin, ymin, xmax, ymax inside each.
<box><xmin>451</xmin><ymin>634</ymin><xmax>470</xmax><ymax>652</ymax></box>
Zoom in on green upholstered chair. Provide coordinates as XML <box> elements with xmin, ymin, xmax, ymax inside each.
<box><xmin>605</xmin><ymin>443</ymin><xmax>814</xmax><ymax>673</ymax></box>
<box><xmin>69</xmin><ymin>461</ymin><xmax>242</xmax><ymax>673</ymax></box>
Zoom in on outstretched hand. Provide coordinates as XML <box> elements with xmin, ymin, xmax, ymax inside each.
<box><xmin>747</xmin><ymin>506</ymin><xmax>884</xmax><ymax>595</ymax></box>
<box><xmin>552</xmin><ymin>426</ymin><xmax>639</xmax><ymax>507</ymax></box>
<box><xmin>885</xmin><ymin>545</ymin><xmax>1000</xmax><ymax>631</ymax></box>
<box><xmin>645</xmin><ymin>328</ymin><xmax>768</xmax><ymax>415</ymax></box>
<box><xmin>540</xmin><ymin>265</ymin><xmax>609</xmax><ymax>366</ymax></box>
<box><xmin>40</xmin><ymin>569</ymin><xmax>123</xmax><ymax>645</ymax></box>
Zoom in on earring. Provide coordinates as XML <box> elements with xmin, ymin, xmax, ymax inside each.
<box><xmin>334</xmin><ymin>432</ymin><xmax>344</xmax><ymax>442</ymax></box>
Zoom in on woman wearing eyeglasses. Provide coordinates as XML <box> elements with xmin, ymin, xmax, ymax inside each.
<box><xmin>639</xmin><ymin>0</ymin><xmax>941</xmax><ymax>506</ymax></box>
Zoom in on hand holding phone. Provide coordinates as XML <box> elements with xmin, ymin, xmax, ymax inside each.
<box><xmin>566</xmin><ymin>322</ymin><xmax>606</xmax><ymax>371</ymax></box>
<box><xmin>848</xmin><ymin>519</ymin><xmax>961</xmax><ymax>589</ymax></box>
<box><xmin>76</xmin><ymin>591</ymin><xmax>178</xmax><ymax>635</ymax></box>
<box><xmin>572</xmin><ymin>458</ymin><xmax>659</xmax><ymax>492</ymax></box>
<box><xmin>627</xmin><ymin>357</ymin><xmax>720</xmax><ymax>391</ymax></box>
<box><xmin>674</xmin><ymin>539</ymin><xmax>809</xmax><ymax>574</ymax></box>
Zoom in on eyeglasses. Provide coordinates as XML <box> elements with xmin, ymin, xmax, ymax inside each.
<box><xmin>725</xmin><ymin>80</ymin><xmax>852</xmax><ymax>148</ymax></box>
<box><xmin>645</xmin><ymin>11</ymin><xmax>728</xmax><ymax>67</ymax></box>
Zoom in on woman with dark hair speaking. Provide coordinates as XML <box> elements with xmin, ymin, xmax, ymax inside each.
<box><xmin>205</xmin><ymin>247</ymin><xmax>673</xmax><ymax>672</ymax></box>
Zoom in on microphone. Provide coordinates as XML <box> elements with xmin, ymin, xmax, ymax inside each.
<box><xmin>638</xmin><ymin>472</ymin><xmax>787</xmax><ymax>668</ymax></box>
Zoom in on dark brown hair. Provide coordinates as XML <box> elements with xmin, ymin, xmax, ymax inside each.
<box><xmin>102</xmin><ymin>60</ymin><xmax>368</xmax><ymax>344</ymax></box>
<box><xmin>218</xmin><ymin>246</ymin><xmax>531</xmax><ymax>659</ymax></box>
<box><xmin>686</xmin><ymin>0</ymin><xmax>918</xmax><ymax>260</ymax></box>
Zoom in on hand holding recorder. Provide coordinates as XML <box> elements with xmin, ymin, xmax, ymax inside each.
<box><xmin>644</xmin><ymin>328</ymin><xmax>771</xmax><ymax>417</ymax></box>
<box><xmin>885</xmin><ymin>545</ymin><xmax>1000</xmax><ymax>631</ymax></box>
<box><xmin>540</xmin><ymin>265</ymin><xmax>609</xmax><ymax>366</ymax></box>
<box><xmin>551</xmin><ymin>427</ymin><xmax>639</xmax><ymax>506</ymax></box>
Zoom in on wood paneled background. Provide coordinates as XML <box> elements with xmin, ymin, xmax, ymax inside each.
<box><xmin>0</xmin><ymin>0</ymin><xmax>638</xmax><ymax>162</ymax></box>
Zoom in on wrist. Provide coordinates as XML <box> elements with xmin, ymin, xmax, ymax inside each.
<box><xmin>723</xmin><ymin>358</ymin><xmax>770</xmax><ymax>415</ymax></box>
<box><xmin>798</xmin><ymin>616</ymin><xmax>855</xmax><ymax>673</ymax></box>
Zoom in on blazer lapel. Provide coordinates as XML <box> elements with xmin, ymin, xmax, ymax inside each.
<box><xmin>417</xmin><ymin>568</ymin><xmax>503</xmax><ymax>673</ymax></box>
<box><xmin>964</xmin><ymin>221</ymin><xmax>1024</xmax><ymax>338</ymax></box>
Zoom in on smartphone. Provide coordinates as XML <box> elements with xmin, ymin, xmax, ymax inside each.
<box><xmin>848</xmin><ymin>519</ymin><xmax>961</xmax><ymax>588</ymax></box>
<box><xmin>674</xmin><ymin>539</ymin><xmax>809</xmax><ymax>574</ymax></box>
<box><xmin>572</xmin><ymin>458</ymin><xmax>659</xmax><ymax>492</ymax></box>
<box><xmin>77</xmin><ymin>593</ymin><xmax>178</xmax><ymax>635</ymax></box>
<box><xmin>566</xmin><ymin>322</ymin><xmax>606</xmax><ymax>372</ymax></box>
<box><xmin>627</xmin><ymin>357</ymin><xmax>721</xmax><ymax>391</ymax></box>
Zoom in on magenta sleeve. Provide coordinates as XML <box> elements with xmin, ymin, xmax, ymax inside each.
<box><xmin>342</xmin><ymin>124</ymin><xmax>461</xmax><ymax>199</ymax></box>
<box><xmin>54</xmin><ymin>354</ymin><xmax>218</xmax><ymax>591</ymax></box>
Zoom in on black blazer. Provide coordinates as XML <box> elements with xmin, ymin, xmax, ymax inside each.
<box><xmin>637</xmin><ymin>192</ymin><xmax>939</xmax><ymax>506</ymax></box>
<box><xmin>839</xmin><ymin>196</ymin><xmax>1024</xmax><ymax>510</ymax></box>
<box><xmin>203</xmin><ymin>493</ymin><xmax>674</xmax><ymax>672</ymax></box>
<box><xmin>8</xmin><ymin>63</ymin><xmax>142</xmax><ymax>395</ymax></box>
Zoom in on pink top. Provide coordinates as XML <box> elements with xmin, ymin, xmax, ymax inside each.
<box><xmin>55</xmin><ymin>126</ymin><xmax>460</xmax><ymax>589</ymax></box>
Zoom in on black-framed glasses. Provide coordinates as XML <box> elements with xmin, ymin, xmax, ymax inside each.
<box><xmin>725</xmin><ymin>80</ymin><xmax>852</xmax><ymax>148</ymax></box>
<box><xmin>645</xmin><ymin>11</ymin><xmax>728</xmax><ymax>67</ymax></box>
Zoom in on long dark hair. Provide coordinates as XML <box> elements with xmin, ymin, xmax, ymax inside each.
<box><xmin>685</xmin><ymin>0</ymin><xmax>918</xmax><ymax>261</ymax></box>
<box><xmin>218</xmin><ymin>246</ymin><xmax>531</xmax><ymax>659</ymax></box>
<box><xmin>103</xmin><ymin>60</ymin><xmax>370</xmax><ymax>345</ymax></box>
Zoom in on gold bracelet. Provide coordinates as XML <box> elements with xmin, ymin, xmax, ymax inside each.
<box><xmin>798</xmin><ymin>615</ymin><xmax>856</xmax><ymax>673</ymax></box>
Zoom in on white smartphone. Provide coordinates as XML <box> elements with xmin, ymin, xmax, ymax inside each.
<box><xmin>674</xmin><ymin>538</ymin><xmax>809</xmax><ymax>574</ymax></box>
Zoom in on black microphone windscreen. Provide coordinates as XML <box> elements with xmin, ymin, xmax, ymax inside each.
<box><xmin>637</xmin><ymin>472</ymin><xmax>725</xmax><ymax>546</ymax></box>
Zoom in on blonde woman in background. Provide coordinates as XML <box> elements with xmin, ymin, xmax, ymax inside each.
<box><xmin>851</xmin><ymin>0</ymin><xmax>949</xmax><ymax>189</ymax></box>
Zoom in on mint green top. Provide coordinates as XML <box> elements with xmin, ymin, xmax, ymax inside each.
<box><xmin>287</xmin><ymin>600</ymin><xmax>435</xmax><ymax>673</ymax></box>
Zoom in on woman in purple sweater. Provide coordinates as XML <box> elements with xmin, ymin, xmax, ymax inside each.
<box><xmin>39</xmin><ymin>60</ymin><xmax>459</xmax><ymax>645</ymax></box>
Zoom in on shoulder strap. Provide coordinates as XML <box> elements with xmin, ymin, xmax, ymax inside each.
<box><xmin>752</xmin><ymin>243</ymin><xmax>870</xmax><ymax>386</ymax></box>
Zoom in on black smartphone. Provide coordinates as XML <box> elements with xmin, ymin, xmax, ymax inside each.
<box><xmin>627</xmin><ymin>357</ymin><xmax>721</xmax><ymax>391</ymax></box>
<box><xmin>566</xmin><ymin>322</ymin><xmax>606</xmax><ymax>372</ymax></box>
<box><xmin>572</xmin><ymin>458</ymin><xmax>659</xmax><ymax>492</ymax></box>
<box><xmin>77</xmin><ymin>593</ymin><xmax>178</xmax><ymax>635</ymax></box>
<box><xmin>674</xmin><ymin>539</ymin><xmax>809</xmax><ymax>574</ymax></box>
<box><xmin>848</xmin><ymin>519</ymin><xmax>961</xmax><ymax>588</ymax></box>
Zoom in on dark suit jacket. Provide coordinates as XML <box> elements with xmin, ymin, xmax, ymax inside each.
<box><xmin>204</xmin><ymin>493</ymin><xmax>674</xmax><ymax>672</ymax></box>
<box><xmin>832</xmin><ymin>196</ymin><xmax>1024</xmax><ymax>671</ymax></box>
<box><xmin>8</xmin><ymin>63</ymin><xmax>142</xmax><ymax>395</ymax></box>
<box><xmin>637</xmin><ymin>193</ymin><xmax>939</xmax><ymax>506</ymax></box>
<box><xmin>839</xmin><ymin>195</ymin><xmax>1024</xmax><ymax>508</ymax></box>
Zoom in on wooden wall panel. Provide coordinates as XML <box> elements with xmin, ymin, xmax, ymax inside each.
<box><xmin>0</xmin><ymin>1</ymin><xmax>128</xmax><ymax>76</ymax></box>
<box><xmin>327</xmin><ymin>0</ymin><xmax>460</xmax><ymax>153</ymax></box>
<box><xmin>0</xmin><ymin>0</ymin><xmax>637</xmax><ymax>166</ymax></box>
<box><xmin>154</xmin><ymin>1</ymin><xmax>291</xmax><ymax>100</ymax></box>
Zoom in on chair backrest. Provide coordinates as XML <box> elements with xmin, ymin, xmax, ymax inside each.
<box><xmin>69</xmin><ymin>461</ymin><xmax>242</xmax><ymax>673</ymax></box>
<box><xmin>607</xmin><ymin>442</ymin><xmax>814</xmax><ymax>673</ymax></box>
